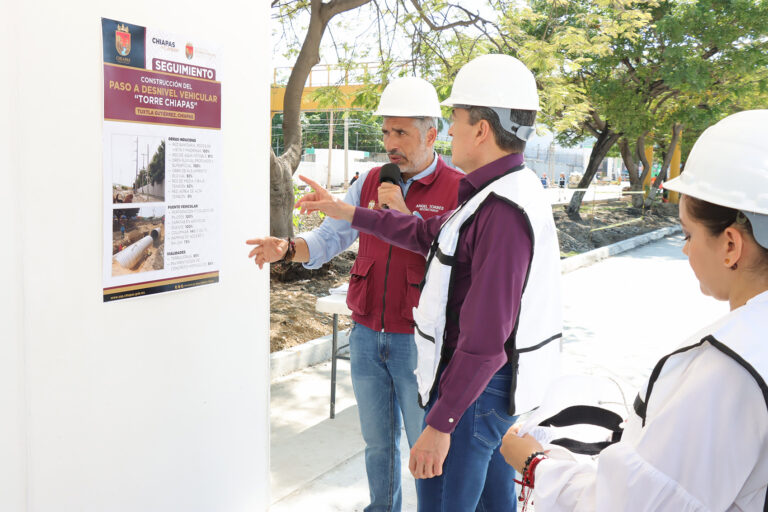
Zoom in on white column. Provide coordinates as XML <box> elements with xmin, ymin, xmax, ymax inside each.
<box><xmin>3</xmin><ymin>2</ymin><xmax>271</xmax><ymax>511</ymax></box>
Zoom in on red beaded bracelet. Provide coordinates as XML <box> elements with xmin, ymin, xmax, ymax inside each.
<box><xmin>516</xmin><ymin>451</ymin><xmax>548</xmax><ymax>510</ymax></box>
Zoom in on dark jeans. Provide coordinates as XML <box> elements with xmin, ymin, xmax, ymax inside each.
<box><xmin>417</xmin><ymin>363</ymin><xmax>518</xmax><ymax>512</ymax></box>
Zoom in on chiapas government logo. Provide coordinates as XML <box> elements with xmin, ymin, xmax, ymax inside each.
<box><xmin>116</xmin><ymin>24</ymin><xmax>131</xmax><ymax>57</ymax></box>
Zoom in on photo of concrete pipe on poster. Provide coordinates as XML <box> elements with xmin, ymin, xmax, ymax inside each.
<box><xmin>101</xmin><ymin>18</ymin><xmax>221</xmax><ymax>302</ymax></box>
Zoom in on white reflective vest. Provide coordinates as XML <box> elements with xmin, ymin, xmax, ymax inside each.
<box><xmin>534</xmin><ymin>290</ymin><xmax>768</xmax><ymax>511</ymax></box>
<box><xmin>412</xmin><ymin>165</ymin><xmax>562</xmax><ymax>414</ymax></box>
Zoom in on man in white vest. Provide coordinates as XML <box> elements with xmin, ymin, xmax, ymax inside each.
<box><xmin>296</xmin><ymin>54</ymin><xmax>562</xmax><ymax>511</ymax></box>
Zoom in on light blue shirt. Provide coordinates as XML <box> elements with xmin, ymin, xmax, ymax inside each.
<box><xmin>300</xmin><ymin>153</ymin><xmax>440</xmax><ymax>269</ymax></box>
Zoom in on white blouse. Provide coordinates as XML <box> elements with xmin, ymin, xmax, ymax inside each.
<box><xmin>533</xmin><ymin>291</ymin><xmax>768</xmax><ymax>511</ymax></box>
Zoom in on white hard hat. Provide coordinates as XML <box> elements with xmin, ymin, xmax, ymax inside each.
<box><xmin>442</xmin><ymin>54</ymin><xmax>539</xmax><ymax>140</ymax></box>
<box><xmin>441</xmin><ymin>54</ymin><xmax>539</xmax><ymax>111</ymax></box>
<box><xmin>664</xmin><ymin>109</ymin><xmax>768</xmax><ymax>248</ymax></box>
<box><xmin>373</xmin><ymin>76</ymin><xmax>442</xmax><ymax>118</ymax></box>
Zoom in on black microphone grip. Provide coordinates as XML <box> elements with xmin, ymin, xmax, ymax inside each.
<box><xmin>379</xmin><ymin>163</ymin><xmax>401</xmax><ymax>210</ymax></box>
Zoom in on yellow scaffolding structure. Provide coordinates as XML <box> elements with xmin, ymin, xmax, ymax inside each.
<box><xmin>270</xmin><ymin>62</ymin><xmax>410</xmax><ymax>116</ymax></box>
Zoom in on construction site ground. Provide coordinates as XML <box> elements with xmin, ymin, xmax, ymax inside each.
<box><xmin>112</xmin><ymin>186</ymin><xmax>164</xmax><ymax>203</ymax></box>
<box><xmin>268</xmin><ymin>196</ymin><xmax>680</xmax><ymax>352</ymax></box>
<box><xmin>111</xmin><ymin>220</ymin><xmax>165</xmax><ymax>276</ymax></box>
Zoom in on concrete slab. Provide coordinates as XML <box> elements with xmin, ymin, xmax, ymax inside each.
<box><xmin>270</xmin><ymin>359</ymin><xmax>362</xmax><ymax>504</ymax></box>
<box><xmin>560</xmin><ymin>233</ymin><xmax>727</xmax><ymax>397</ymax></box>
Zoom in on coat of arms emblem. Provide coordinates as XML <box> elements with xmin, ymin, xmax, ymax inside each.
<box><xmin>115</xmin><ymin>24</ymin><xmax>131</xmax><ymax>56</ymax></box>
<box><xmin>185</xmin><ymin>43</ymin><xmax>194</xmax><ymax>60</ymax></box>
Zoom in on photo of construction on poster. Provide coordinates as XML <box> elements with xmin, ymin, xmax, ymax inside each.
<box><xmin>101</xmin><ymin>18</ymin><xmax>221</xmax><ymax>302</ymax></box>
<box><xmin>111</xmin><ymin>135</ymin><xmax>166</xmax><ymax>204</ymax></box>
<box><xmin>111</xmin><ymin>206</ymin><xmax>165</xmax><ymax>276</ymax></box>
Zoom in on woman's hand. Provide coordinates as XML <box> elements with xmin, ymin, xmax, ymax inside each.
<box><xmin>500</xmin><ymin>424</ymin><xmax>544</xmax><ymax>473</ymax></box>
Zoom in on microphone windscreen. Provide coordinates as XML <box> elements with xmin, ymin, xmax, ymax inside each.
<box><xmin>379</xmin><ymin>163</ymin><xmax>401</xmax><ymax>185</ymax></box>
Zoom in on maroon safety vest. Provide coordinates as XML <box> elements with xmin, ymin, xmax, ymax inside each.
<box><xmin>346</xmin><ymin>156</ymin><xmax>463</xmax><ymax>333</ymax></box>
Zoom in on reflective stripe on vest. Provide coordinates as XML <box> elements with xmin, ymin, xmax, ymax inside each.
<box><xmin>412</xmin><ymin>165</ymin><xmax>563</xmax><ymax>415</ymax></box>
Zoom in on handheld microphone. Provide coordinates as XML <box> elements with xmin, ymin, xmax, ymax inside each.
<box><xmin>379</xmin><ymin>163</ymin><xmax>401</xmax><ymax>210</ymax></box>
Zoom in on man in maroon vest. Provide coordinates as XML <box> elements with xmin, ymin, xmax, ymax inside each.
<box><xmin>247</xmin><ymin>77</ymin><xmax>463</xmax><ymax>512</ymax></box>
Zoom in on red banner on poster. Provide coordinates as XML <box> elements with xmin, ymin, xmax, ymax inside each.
<box><xmin>104</xmin><ymin>63</ymin><xmax>221</xmax><ymax>129</ymax></box>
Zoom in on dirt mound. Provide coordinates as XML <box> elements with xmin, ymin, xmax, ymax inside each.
<box><xmin>269</xmin><ymin>251</ymin><xmax>356</xmax><ymax>352</ymax></box>
<box><xmin>554</xmin><ymin>202</ymin><xmax>678</xmax><ymax>256</ymax></box>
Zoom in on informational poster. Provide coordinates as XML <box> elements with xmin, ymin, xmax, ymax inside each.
<box><xmin>101</xmin><ymin>18</ymin><xmax>221</xmax><ymax>302</ymax></box>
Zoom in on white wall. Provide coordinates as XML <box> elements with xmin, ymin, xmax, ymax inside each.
<box><xmin>1</xmin><ymin>3</ymin><xmax>26</xmax><ymax>510</ymax></box>
<box><xmin>137</xmin><ymin>181</ymin><xmax>165</xmax><ymax>200</ymax></box>
<box><xmin>2</xmin><ymin>2</ymin><xmax>271</xmax><ymax>511</ymax></box>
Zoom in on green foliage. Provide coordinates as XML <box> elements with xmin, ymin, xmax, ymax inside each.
<box><xmin>134</xmin><ymin>140</ymin><xmax>165</xmax><ymax>188</ymax></box>
<box><xmin>434</xmin><ymin>139</ymin><xmax>452</xmax><ymax>157</ymax></box>
<box><xmin>292</xmin><ymin>183</ymin><xmax>304</xmax><ymax>230</ymax></box>
<box><xmin>310</xmin><ymin>86</ymin><xmax>352</xmax><ymax>109</ymax></box>
<box><xmin>272</xmin><ymin>111</ymin><xmax>385</xmax><ymax>154</ymax></box>
<box><xmin>291</xmin><ymin>183</ymin><xmax>324</xmax><ymax>231</ymax></box>
<box><xmin>273</xmin><ymin>0</ymin><xmax>768</xmax><ymax>175</ymax></box>
<box><xmin>148</xmin><ymin>140</ymin><xmax>165</xmax><ymax>185</ymax></box>
<box><xmin>412</xmin><ymin>0</ymin><xmax>768</xmax><ymax>161</ymax></box>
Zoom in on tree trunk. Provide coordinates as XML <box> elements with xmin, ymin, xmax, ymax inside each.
<box><xmin>566</xmin><ymin>128</ymin><xmax>620</xmax><ymax>220</ymax></box>
<box><xmin>270</xmin><ymin>149</ymin><xmax>296</xmax><ymax>237</ymax></box>
<box><xmin>645</xmin><ymin>123</ymin><xmax>683</xmax><ymax>207</ymax></box>
<box><xmin>619</xmin><ymin>137</ymin><xmax>645</xmax><ymax>208</ymax></box>
<box><xmin>636</xmin><ymin>132</ymin><xmax>652</xmax><ymax>190</ymax></box>
<box><xmin>269</xmin><ymin>0</ymin><xmax>372</xmax><ymax>237</ymax></box>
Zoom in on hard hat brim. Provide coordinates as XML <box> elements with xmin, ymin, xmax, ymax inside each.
<box><xmin>664</xmin><ymin>174</ymin><xmax>761</xmax><ymax>214</ymax></box>
<box><xmin>441</xmin><ymin>96</ymin><xmax>540</xmax><ymax>111</ymax></box>
<box><xmin>743</xmin><ymin>211</ymin><xmax>768</xmax><ymax>250</ymax></box>
<box><xmin>373</xmin><ymin>109</ymin><xmax>442</xmax><ymax>118</ymax></box>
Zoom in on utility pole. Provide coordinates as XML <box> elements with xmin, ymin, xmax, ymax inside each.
<box><xmin>548</xmin><ymin>141</ymin><xmax>555</xmax><ymax>181</ymax></box>
<box><xmin>140</xmin><ymin>145</ymin><xmax>148</xmax><ymax>192</ymax></box>
<box><xmin>343</xmin><ymin>112</ymin><xmax>349</xmax><ymax>187</ymax></box>
<box><xmin>326</xmin><ymin>111</ymin><xmax>334</xmax><ymax>189</ymax></box>
<box><xmin>134</xmin><ymin>137</ymin><xmax>139</xmax><ymax>190</ymax></box>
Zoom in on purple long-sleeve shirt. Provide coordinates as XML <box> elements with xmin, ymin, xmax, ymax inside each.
<box><xmin>351</xmin><ymin>153</ymin><xmax>532</xmax><ymax>433</ymax></box>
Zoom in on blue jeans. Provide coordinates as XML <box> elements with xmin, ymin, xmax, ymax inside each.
<box><xmin>417</xmin><ymin>364</ymin><xmax>518</xmax><ymax>512</ymax></box>
<box><xmin>350</xmin><ymin>322</ymin><xmax>426</xmax><ymax>512</ymax></box>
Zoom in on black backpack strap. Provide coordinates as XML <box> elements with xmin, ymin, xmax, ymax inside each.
<box><xmin>538</xmin><ymin>405</ymin><xmax>624</xmax><ymax>456</ymax></box>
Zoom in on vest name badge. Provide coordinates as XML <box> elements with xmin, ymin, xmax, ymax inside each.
<box><xmin>415</xmin><ymin>203</ymin><xmax>445</xmax><ymax>213</ymax></box>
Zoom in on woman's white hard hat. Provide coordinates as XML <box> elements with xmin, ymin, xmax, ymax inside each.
<box><xmin>664</xmin><ymin>109</ymin><xmax>768</xmax><ymax>248</ymax></box>
<box><xmin>374</xmin><ymin>76</ymin><xmax>442</xmax><ymax>118</ymax></box>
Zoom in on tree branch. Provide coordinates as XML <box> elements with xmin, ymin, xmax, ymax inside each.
<box><xmin>408</xmin><ymin>0</ymin><xmax>487</xmax><ymax>31</ymax></box>
<box><xmin>702</xmin><ymin>46</ymin><xmax>719</xmax><ymax>60</ymax></box>
<box><xmin>590</xmin><ymin>110</ymin><xmax>606</xmax><ymax>131</ymax></box>
<box><xmin>621</xmin><ymin>57</ymin><xmax>643</xmax><ymax>85</ymax></box>
<box><xmin>651</xmin><ymin>90</ymin><xmax>679</xmax><ymax>116</ymax></box>
<box><xmin>583</xmin><ymin>120</ymin><xmax>600</xmax><ymax>138</ymax></box>
<box><xmin>323</xmin><ymin>0</ymin><xmax>373</xmax><ymax>22</ymax></box>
